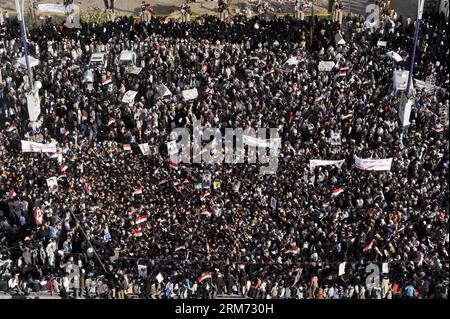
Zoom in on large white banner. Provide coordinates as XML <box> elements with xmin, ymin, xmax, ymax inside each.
<box><xmin>309</xmin><ymin>159</ymin><xmax>345</xmax><ymax>170</ymax></box>
<box><xmin>21</xmin><ymin>140</ymin><xmax>57</xmax><ymax>153</ymax></box>
<box><xmin>415</xmin><ymin>79</ymin><xmax>446</xmax><ymax>94</ymax></box>
<box><xmin>354</xmin><ymin>155</ymin><xmax>392</xmax><ymax>171</ymax></box>
<box><xmin>243</xmin><ymin>135</ymin><xmax>281</xmax><ymax>149</ymax></box>
<box><xmin>37</xmin><ymin>3</ymin><xmax>67</xmax><ymax>13</ymax></box>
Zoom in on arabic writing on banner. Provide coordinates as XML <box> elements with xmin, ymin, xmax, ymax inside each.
<box><xmin>21</xmin><ymin>140</ymin><xmax>57</xmax><ymax>153</ymax></box>
<box><xmin>354</xmin><ymin>155</ymin><xmax>392</xmax><ymax>171</ymax></box>
<box><xmin>309</xmin><ymin>159</ymin><xmax>345</xmax><ymax>169</ymax></box>
<box><xmin>37</xmin><ymin>3</ymin><xmax>67</xmax><ymax>13</ymax></box>
<box><xmin>242</xmin><ymin>135</ymin><xmax>281</xmax><ymax>150</ymax></box>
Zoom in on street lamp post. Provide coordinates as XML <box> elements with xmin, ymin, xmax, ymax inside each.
<box><xmin>405</xmin><ymin>0</ymin><xmax>425</xmax><ymax>97</ymax></box>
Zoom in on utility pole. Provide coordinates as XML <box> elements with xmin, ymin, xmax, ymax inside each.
<box><xmin>15</xmin><ymin>0</ymin><xmax>34</xmax><ymax>90</ymax></box>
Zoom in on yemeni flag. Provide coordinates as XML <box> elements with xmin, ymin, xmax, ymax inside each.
<box><xmin>85</xmin><ymin>183</ymin><xmax>91</xmax><ymax>195</ymax></box>
<box><xmin>101</xmin><ymin>76</ymin><xmax>112</xmax><ymax>86</ymax></box>
<box><xmin>337</xmin><ymin>71</ymin><xmax>347</xmax><ymax>77</ymax></box>
<box><xmin>132</xmin><ymin>228</ymin><xmax>143</xmax><ymax>237</ymax></box>
<box><xmin>123</xmin><ymin>144</ymin><xmax>132</xmax><ymax>151</ymax></box>
<box><xmin>60</xmin><ymin>163</ymin><xmax>68</xmax><ymax>172</ymax></box>
<box><xmin>107</xmin><ymin>117</ymin><xmax>115</xmax><ymax>126</ymax></box>
<box><xmin>199</xmin><ymin>210</ymin><xmax>211</xmax><ymax>217</ymax></box>
<box><xmin>132</xmin><ymin>188</ymin><xmax>143</xmax><ymax>196</ymax></box>
<box><xmin>49</xmin><ymin>152</ymin><xmax>61</xmax><ymax>159</ymax></box>
<box><xmin>175</xmin><ymin>243</ymin><xmax>187</xmax><ymax>252</ymax></box>
<box><xmin>341</xmin><ymin>112</ymin><xmax>353</xmax><ymax>120</ymax></box>
<box><xmin>63</xmin><ymin>130</ymin><xmax>70</xmax><ymax>139</ymax></box>
<box><xmin>435</xmin><ymin>124</ymin><xmax>444</xmax><ymax>132</ymax></box>
<box><xmin>57</xmin><ymin>173</ymin><xmax>67</xmax><ymax>180</ymax></box>
<box><xmin>332</xmin><ymin>186</ymin><xmax>345</xmax><ymax>196</ymax></box>
<box><xmin>200</xmin><ymin>191</ymin><xmax>210</xmax><ymax>201</ymax></box>
<box><xmin>8</xmin><ymin>189</ymin><xmax>17</xmax><ymax>199</ymax></box>
<box><xmin>5</xmin><ymin>124</ymin><xmax>16</xmax><ymax>132</ymax></box>
<box><xmin>197</xmin><ymin>272</ymin><xmax>212</xmax><ymax>283</ymax></box>
<box><xmin>363</xmin><ymin>239</ymin><xmax>375</xmax><ymax>252</ymax></box>
<box><xmin>135</xmin><ymin>215</ymin><xmax>147</xmax><ymax>225</ymax></box>
<box><xmin>169</xmin><ymin>161</ymin><xmax>179</xmax><ymax>169</ymax></box>
<box><xmin>284</xmin><ymin>247</ymin><xmax>300</xmax><ymax>255</ymax></box>
<box><xmin>262</xmin><ymin>67</ymin><xmax>275</xmax><ymax>78</ymax></box>
<box><xmin>34</xmin><ymin>208</ymin><xmax>44</xmax><ymax>226</ymax></box>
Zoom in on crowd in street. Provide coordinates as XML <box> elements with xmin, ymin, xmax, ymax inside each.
<box><xmin>0</xmin><ymin>2</ymin><xmax>448</xmax><ymax>299</ymax></box>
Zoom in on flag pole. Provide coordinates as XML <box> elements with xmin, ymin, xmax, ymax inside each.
<box><xmin>405</xmin><ymin>0</ymin><xmax>424</xmax><ymax>97</ymax></box>
<box><xmin>15</xmin><ymin>0</ymin><xmax>34</xmax><ymax>90</ymax></box>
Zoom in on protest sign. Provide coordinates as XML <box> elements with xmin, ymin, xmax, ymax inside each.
<box><xmin>202</xmin><ymin>171</ymin><xmax>212</xmax><ymax>189</ymax></box>
<box><xmin>122</xmin><ymin>90</ymin><xmax>138</xmax><ymax>104</ymax></box>
<box><xmin>21</xmin><ymin>140</ymin><xmax>57</xmax><ymax>153</ymax></box>
<box><xmin>354</xmin><ymin>155</ymin><xmax>393</xmax><ymax>171</ymax></box>
<box><xmin>338</xmin><ymin>262</ymin><xmax>346</xmax><ymax>276</ymax></box>
<box><xmin>167</xmin><ymin>141</ymin><xmax>178</xmax><ymax>156</ymax></box>
<box><xmin>46</xmin><ymin>177</ymin><xmax>58</xmax><ymax>193</ymax></box>
<box><xmin>138</xmin><ymin>143</ymin><xmax>151</xmax><ymax>156</ymax></box>
<box><xmin>309</xmin><ymin>159</ymin><xmax>345</xmax><ymax>170</ymax></box>
<box><xmin>137</xmin><ymin>265</ymin><xmax>148</xmax><ymax>278</ymax></box>
<box><xmin>182</xmin><ymin>88</ymin><xmax>198</xmax><ymax>101</ymax></box>
<box><xmin>270</xmin><ymin>197</ymin><xmax>277</xmax><ymax>209</ymax></box>
<box><xmin>318</xmin><ymin>61</ymin><xmax>335</xmax><ymax>71</ymax></box>
<box><xmin>330</xmin><ymin>132</ymin><xmax>342</xmax><ymax>146</ymax></box>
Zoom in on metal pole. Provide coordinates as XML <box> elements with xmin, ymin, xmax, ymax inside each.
<box><xmin>70</xmin><ymin>211</ymin><xmax>108</xmax><ymax>274</ymax></box>
<box><xmin>15</xmin><ymin>0</ymin><xmax>34</xmax><ymax>90</ymax></box>
<box><xmin>406</xmin><ymin>0</ymin><xmax>424</xmax><ymax>97</ymax></box>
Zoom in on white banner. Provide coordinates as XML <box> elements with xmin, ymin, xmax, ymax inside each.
<box><xmin>182</xmin><ymin>88</ymin><xmax>198</xmax><ymax>101</ymax></box>
<box><xmin>37</xmin><ymin>3</ymin><xmax>67</xmax><ymax>13</ymax></box>
<box><xmin>46</xmin><ymin>177</ymin><xmax>58</xmax><ymax>193</ymax></box>
<box><xmin>354</xmin><ymin>155</ymin><xmax>392</xmax><ymax>171</ymax></box>
<box><xmin>243</xmin><ymin>135</ymin><xmax>281</xmax><ymax>149</ymax></box>
<box><xmin>377</xmin><ymin>41</ymin><xmax>387</xmax><ymax>47</ymax></box>
<box><xmin>26</xmin><ymin>89</ymin><xmax>41</xmax><ymax>122</ymax></box>
<box><xmin>21</xmin><ymin>140</ymin><xmax>57</xmax><ymax>153</ymax></box>
<box><xmin>318</xmin><ymin>61</ymin><xmax>335</xmax><ymax>72</ymax></box>
<box><xmin>338</xmin><ymin>262</ymin><xmax>346</xmax><ymax>276</ymax></box>
<box><xmin>283</xmin><ymin>57</ymin><xmax>300</xmax><ymax>66</ymax></box>
<box><xmin>399</xmin><ymin>94</ymin><xmax>414</xmax><ymax>127</ymax></box>
<box><xmin>415</xmin><ymin>79</ymin><xmax>446</xmax><ymax>93</ymax></box>
<box><xmin>309</xmin><ymin>159</ymin><xmax>345</xmax><ymax>170</ymax></box>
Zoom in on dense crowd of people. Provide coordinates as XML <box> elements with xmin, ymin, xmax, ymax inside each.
<box><xmin>0</xmin><ymin>2</ymin><xmax>448</xmax><ymax>299</ymax></box>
